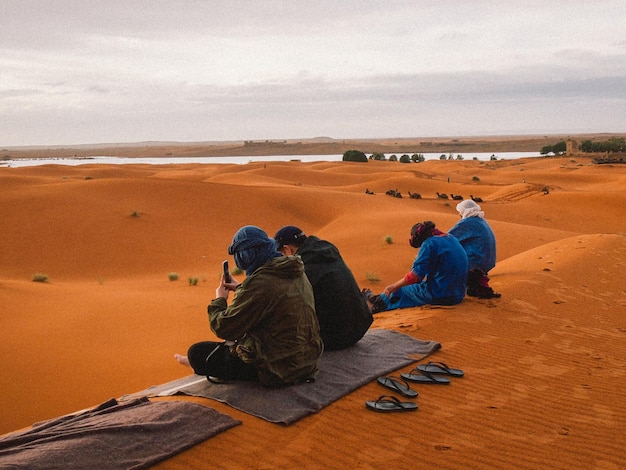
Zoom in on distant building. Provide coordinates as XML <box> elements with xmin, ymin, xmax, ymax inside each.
<box><xmin>566</xmin><ymin>139</ymin><xmax>578</xmax><ymax>156</ymax></box>
<box><xmin>243</xmin><ymin>140</ymin><xmax>287</xmax><ymax>147</ymax></box>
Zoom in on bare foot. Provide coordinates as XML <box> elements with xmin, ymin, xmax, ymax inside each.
<box><xmin>174</xmin><ymin>354</ymin><xmax>190</xmax><ymax>367</ymax></box>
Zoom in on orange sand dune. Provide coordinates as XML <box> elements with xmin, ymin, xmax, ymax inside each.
<box><xmin>1</xmin><ymin>156</ymin><xmax>625</xmax><ymax>468</ymax></box>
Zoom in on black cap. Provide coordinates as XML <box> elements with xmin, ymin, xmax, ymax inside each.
<box><xmin>274</xmin><ymin>225</ymin><xmax>306</xmax><ymax>248</ymax></box>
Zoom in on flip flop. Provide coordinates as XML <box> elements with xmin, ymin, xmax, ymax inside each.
<box><xmin>401</xmin><ymin>368</ymin><xmax>451</xmax><ymax>385</ymax></box>
<box><xmin>377</xmin><ymin>375</ymin><xmax>419</xmax><ymax>398</ymax></box>
<box><xmin>417</xmin><ymin>361</ymin><xmax>464</xmax><ymax>378</ymax></box>
<box><xmin>365</xmin><ymin>395</ymin><xmax>418</xmax><ymax>412</ymax></box>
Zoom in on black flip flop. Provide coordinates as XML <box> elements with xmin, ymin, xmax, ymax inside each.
<box><xmin>365</xmin><ymin>395</ymin><xmax>418</xmax><ymax>412</ymax></box>
<box><xmin>417</xmin><ymin>361</ymin><xmax>464</xmax><ymax>378</ymax></box>
<box><xmin>377</xmin><ymin>375</ymin><xmax>419</xmax><ymax>398</ymax></box>
<box><xmin>401</xmin><ymin>368</ymin><xmax>450</xmax><ymax>385</ymax></box>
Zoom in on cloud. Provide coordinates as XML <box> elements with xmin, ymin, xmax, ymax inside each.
<box><xmin>1</xmin><ymin>1</ymin><xmax>625</xmax><ymax>145</ymax></box>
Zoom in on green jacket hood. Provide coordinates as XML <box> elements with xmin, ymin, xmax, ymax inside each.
<box><xmin>256</xmin><ymin>254</ymin><xmax>305</xmax><ymax>279</ymax></box>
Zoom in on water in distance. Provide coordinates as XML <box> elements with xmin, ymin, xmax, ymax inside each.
<box><xmin>3</xmin><ymin>152</ymin><xmax>540</xmax><ymax>168</ymax></box>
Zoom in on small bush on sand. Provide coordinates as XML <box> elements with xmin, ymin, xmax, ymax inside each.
<box><xmin>232</xmin><ymin>267</ymin><xmax>244</xmax><ymax>276</ymax></box>
<box><xmin>188</xmin><ymin>276</ymin><xmax>199</xmax><ymax>286</ymax></box>
<box><xmin>472</xmin><ymin>176</ymin><xmax>480</xmax><ymax>182</ymax></box>
<box><xmin>32</xmin><ymin>273</ymin><xmax>49</xmax><ymax>283</ymax></box>
<box><xmin>384</xmin><ymin>235</ymin><xmax>393</xmax><ymax>244</ymax></box>
<box><xmin>168</xmin><ymin>272</ymin><xmax>179</xmax><ymax>281</ymax></box>
<box><xmin>365</xmin><ymin>272</ymin><xmax>380</xmax><ymax>283</ymax></box>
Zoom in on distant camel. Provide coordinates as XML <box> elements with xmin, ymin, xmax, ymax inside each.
<box><xmin>386</xmin><ymin>189</ymin><xmax>402</xmax><ymax>198</ymax></box>
<box><xmin>408</xmin><ymin>192</ymin><xmax>422</xmax><ymax>199</ymax></box>
<box><xmin>470</xmin><ymin>195</ymin><xmax>483</xmax><ymax>202</ymax></box>
<box><xmin>365</xmin><ymin>188</ymin><xmax>375</xmax><ymax>195</ymax></box>
<box><xmin>450</xmin><ymin>194</ymin><xmax>463</xmax><ymax>200</ymax></box>
<box><xmin>436</xmin><ymin>192</ymin><xmax>449</xmax><ymax>199</ymax></box>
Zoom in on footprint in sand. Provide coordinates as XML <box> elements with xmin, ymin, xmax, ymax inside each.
<box><xmin>397</xmin><ymin>322</ymin><xmax>418</xmax><ymax>331</ymax></box>
<box><xmin>508</xmin><ymin>299</ymin><xmax>539</xmax><ymax>315</ymax></box>
<box><xmin>585</xmin><ymin>404</ymin><xmax>616</xmax><ymax>426</ymax></box>
<box><xmin>518</xmin><ymin>354</ymin><xmax>573</xmax><ymax>378</ymax></box>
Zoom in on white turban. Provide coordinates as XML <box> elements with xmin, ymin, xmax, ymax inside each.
<box><xmin>456</xmin><ymin>199</ymin><xmax>484</xmax><ymax>219</ymax></box>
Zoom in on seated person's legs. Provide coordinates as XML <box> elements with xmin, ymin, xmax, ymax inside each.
<box><xmin>187</xmin><ymin>341</ymin><xmax>259</xmax><ymax>382</ymax></box>
<box><xmin>466</xmin><ymin>268</ymin><xmax>501</xmax><ymax>298</ymax></box>
<box><xmin>466</xmin><ymin>269</ymin><xmax>483</xmax><ymax>296</ymax></box>
<box><xmin>383</xmin><ymin>283</ymin><xmax>433</xmax><ymax>310</ymax></box>
<box><xmin>364</xmin><ymin>284</ymin><xmax>432</xmax><ymax>312</ymax></box>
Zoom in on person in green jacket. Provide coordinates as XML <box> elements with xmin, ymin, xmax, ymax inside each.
<box><xmin>175</xmin><ymin>225</ymin><xmax>323</xmax><ymax>387</ymax></box>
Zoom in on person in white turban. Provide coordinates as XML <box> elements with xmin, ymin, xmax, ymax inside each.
<box><xmin>448</xmin><ymin>200</ymin><xmax>501</xmax><ymax>299</ymax></box>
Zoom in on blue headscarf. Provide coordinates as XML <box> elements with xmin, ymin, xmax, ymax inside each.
<box><xmin>228</xmin><ymin>225</ymin><xmax>281</xmax><ymax>276</ymax></box>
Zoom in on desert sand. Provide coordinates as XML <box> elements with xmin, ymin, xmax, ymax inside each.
<box><xmin>1</xmin><ymin>152</ymin><xmax>625</xmax><ymax>468</ymax></box>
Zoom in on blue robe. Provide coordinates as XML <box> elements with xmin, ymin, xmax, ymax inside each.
<box><xmin>380</xmin><ymin>235</ymin><xmax>468</xmax><ymax>310</ymax></box>
<box><xmin>448</xmin><ymin>217</ymin><xmax>496</xmax><ymax>273</ymax></box>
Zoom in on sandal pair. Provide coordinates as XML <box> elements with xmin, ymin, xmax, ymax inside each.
<box><xmin>367</xmin><ymin>375</ymin><xmax>419</xmax><ymax>413</ymax></box>
<box><xmin>401</xmin><ymin>361</ymin><xmax>465</xmax><ymax>385</ymax></box>
<box><xmin>366</xmin><ymin>395</ymin><xmax>418</xmax><ymax>412</ymax></box>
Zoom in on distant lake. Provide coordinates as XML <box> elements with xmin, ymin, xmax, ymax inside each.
<box><xmin>2</xmin><ymin>152</ymin><xmax>540</xmax><ymax>168</ymax></box>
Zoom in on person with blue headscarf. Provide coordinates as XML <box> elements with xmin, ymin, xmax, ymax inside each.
<box><xmin>176</xmin><ymin>226</ymin><xmax>323</xmax><ymax>387</ymax></box>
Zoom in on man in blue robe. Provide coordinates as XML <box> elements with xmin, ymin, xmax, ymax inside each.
<box><xmin>448</xmin><ymin>200</ymin><xmax>501</xmax><ymax>299</ymax></box>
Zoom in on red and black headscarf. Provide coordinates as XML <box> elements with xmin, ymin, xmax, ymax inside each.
<box><xmin>409</xmin><ymin>221</ymin><xmax>437</xmax><ymax>248</ymax></box>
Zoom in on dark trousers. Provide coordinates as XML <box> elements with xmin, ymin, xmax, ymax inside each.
<box><xmin>187</xmin><ymin>341</ymin><xmax>259</xmax><ymax>382</ymax></box>
<box><xmin>467</xmin><ymin>268</ymin><xmax>500</xmax><ymax>298</ymax></box>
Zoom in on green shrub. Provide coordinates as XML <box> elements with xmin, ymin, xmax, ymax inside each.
<box><xmin>365</xmin><ymin>272</ymin><xmax>381</xmax><ymax>283</ymax></box>
<box><xmin>32</xmin><ymin>273</ymin><xmax>49</xmax><ymax>283</ymax></box>
<box><xmin>188</xmin><ymin>276</ymin><xmax>199</xmax><ymax>286</ymax></box>
<box><xmin>384</xmin><ymin>235</ymin><xmax>393</xmax><ymax>244</ymax></box>
<box><xmin>232</xmin><ymin>267</ymin><xmax>244</xmax><ymax>276</ymax></box>
<box><xmin>472</xmin><ymin>176</ymin><xmax>480</xmax><ymax>182</ymax></box>
<box><xmin>168</xmin><ymin>272</ymin><xmax>179</xmax><ymax>281</ymax></box>
<box><xmin>342</xmin><ymin>150</ymin><xmax>368</xmax><ymax>162</ymax></box>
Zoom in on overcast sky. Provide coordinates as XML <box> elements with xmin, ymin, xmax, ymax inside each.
<box><xmin>1</xmin><ymin>1</ymin><xmax>625</xmax><ymax>146</ymax></box>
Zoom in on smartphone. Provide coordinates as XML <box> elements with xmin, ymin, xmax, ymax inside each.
<box><xmin>222</xmin><ymin>260</ymin><xmax>231</xmax><ymax>283</ymax></box>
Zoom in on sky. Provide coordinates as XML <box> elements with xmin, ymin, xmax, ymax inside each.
<box><xmin>1</xmin><ymin>1</ymin><xmax>625</xmax><ymax>147</ymax></box>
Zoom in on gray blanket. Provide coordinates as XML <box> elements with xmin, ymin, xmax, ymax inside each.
<box><xmin>126</xmin><ymin>329</ymin><xmax>441</xmax><ymax>425</ymax></box>
<box><xmin>0</xmin><ymin>397</ymin><xmax>240</xmax><ymax>469</ymax></box>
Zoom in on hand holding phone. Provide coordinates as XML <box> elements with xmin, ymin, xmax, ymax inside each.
<box><xmin>222</xmin><ymin>260</ymin><xmax>232</xmax><ymax>283</ymax></box>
